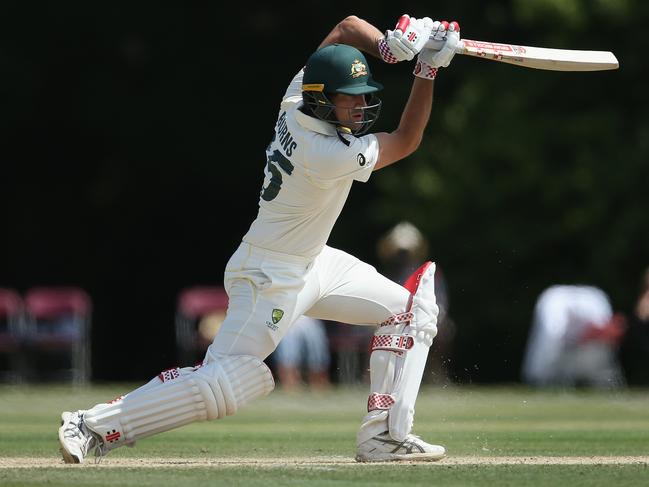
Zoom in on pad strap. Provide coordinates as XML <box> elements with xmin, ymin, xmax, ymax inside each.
<box><xmin>158</xmin><ymin>367</ymin><xmax>181</xmax><ymax>382</ymax></box>
<box><xmin>370</xmin><ymin>334</ymin><xmax>414</xmax><ymax>354</ymax></box>
<box><xmin>368</xmin><ymin>393</ymin><xmax>396</xmax><ymax>411</ymax></box>
<box><xmin>379</xmin><ymin>312</ymin><xmax>413</xmax><ymax>327</ymax></box>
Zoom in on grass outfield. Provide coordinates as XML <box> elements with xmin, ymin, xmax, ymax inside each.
<box><xmin>1</xmin><ymin>384</ymin><xmax>648</xmax><ymax>486</ymax></box>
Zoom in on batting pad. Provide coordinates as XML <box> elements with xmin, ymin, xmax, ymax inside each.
<box><xmin>83</xmin><ymin>355</ymin><xmax>274</xmax><ymax>450</ymax></box>
<box><xmin>360</xmin><ymin>262</ymin><xmax>439</xmax><ymax>443</ymax></box>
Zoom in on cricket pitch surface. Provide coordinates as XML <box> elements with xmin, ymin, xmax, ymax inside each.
<box><xmin>2</xmin><ymin>455</ymin><xmax>649</xmax><ymax>468</ymax></box>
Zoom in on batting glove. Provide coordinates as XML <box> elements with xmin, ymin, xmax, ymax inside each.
<box><xmin>414</xmin><ymin>21</ymin><xmax>461</xmax><ymax>79</ymax></box>
<box><xmin>378</xmin><ymin>14</ymin><xmax>434</xmax><ymax>63</ymax></box>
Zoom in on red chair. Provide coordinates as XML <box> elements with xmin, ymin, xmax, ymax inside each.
<box><xmin>0</xmin><ymin>288</ymin><xmax>24</xmax><ymax>383</ymax></box>
<box><xmin>23</xmin><ymin>287</ymin><xmax>92</xmax><ymax>383</ymax></box>
<box><xmin>175</xmin><ymin>286</ymin><xmax>228</xmax><ymax>366</ymax></box>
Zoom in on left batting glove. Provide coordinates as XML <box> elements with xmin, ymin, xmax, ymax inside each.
<box><xmin>414</xmin><ymin>21</ymin><xmax>461</xmax><ymax>80</ymax></box>
<box><xmin>379</xmin><ymin>14</ymin><xmax>434</xmax><ymax>63</ymax></box>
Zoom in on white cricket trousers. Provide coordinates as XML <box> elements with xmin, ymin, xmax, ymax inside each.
<box><xmin>206</xmin><ymin>242</ymin><xmax>410</xmax><ymax>361</ymax></box>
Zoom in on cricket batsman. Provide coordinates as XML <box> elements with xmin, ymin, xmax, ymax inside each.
<box><xmin>59</xmin><ymin>13</ymin><xmax>460</xmax><ymax>463</ymax></box>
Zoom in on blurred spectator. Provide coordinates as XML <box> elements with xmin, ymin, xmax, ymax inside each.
<box><xmin>326</xmin><ymin>221</ymin><xmax>455</xmax><ymax>385</ymax></box>
<box><xmin>326</xmin><ymin>319</ymin><xmax>373</xmax><ymax>385</ymax></box>
<box><xmin>175</xmin><ymin>286</ymin><xmax>228</xmax><ymax>366</ymax></box>
<box><xmin>271</xmin><ymin>315</ymin><xmax>331</xmax><ymax>392</ymax></box>
<box><xmin>376</xmin><ymin>221</ymin><xmax>455</xmax><ymax>384</ymax></box>
<box><xmin>521</xmin><ymin>284</ymin><xmax>626</xmax><ymax>389</ymax></box>
<box><xmin>619</xmin><ymin>266</ymin><xmax>649</xmax><ymax>386</ymax></box>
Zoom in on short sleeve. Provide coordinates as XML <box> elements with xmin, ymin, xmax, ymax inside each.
<box><xmin>283</xmin><ymin>69</ymin><xmax>304</xmax><ymax>104</ymax></box>
<box><xmin>305</xmin><ymin>133</ymin><xmax>379</xmax><ymax>182</ymax></box>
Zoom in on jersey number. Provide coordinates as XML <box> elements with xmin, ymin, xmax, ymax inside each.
<box><xmin>261</xmin><ymin>149</ymin><xmax>294</xmax><ymax>201</ymax></box>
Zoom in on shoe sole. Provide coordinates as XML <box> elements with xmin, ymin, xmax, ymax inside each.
<box><xmin>355</xmin><ymin>452</ymin><xmax>446</xmax><ymax>462</ymax></box>
<box><xmin>58</xmin><ymin>412</ymin><xmax>81</xmax><ymax>464</ymax></box>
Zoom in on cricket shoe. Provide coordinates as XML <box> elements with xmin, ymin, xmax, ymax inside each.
<box><xmin>58</xmin><ymin>410</ymin><xmax>104</xmax><ymax>464</ymax></box>
<box><xmin>355</xmin><ymin>431</ymin><xmax>446</xmax><ymax>462</ymax></box>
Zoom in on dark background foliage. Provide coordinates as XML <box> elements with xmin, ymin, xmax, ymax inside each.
<box><xmin>2</xmin><ymin>1</ymin><xmax>647</xmax><ymax>382</ymax></box>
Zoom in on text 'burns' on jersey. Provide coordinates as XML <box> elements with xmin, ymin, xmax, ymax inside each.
<box><xmin>242</xmin><ymin>69</ymin><xmax>380</xmax><ymax>259</ymax></box>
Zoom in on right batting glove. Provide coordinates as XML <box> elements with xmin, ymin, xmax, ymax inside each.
<box><xmin>414</xmin><ymin>21</ymin><xmax>461</xmax><ymax>80</ymax></box>
<box><xmin>378</xmin><ymin>14</ymin><xmax>434</xmax><ymax>63</ymax></box>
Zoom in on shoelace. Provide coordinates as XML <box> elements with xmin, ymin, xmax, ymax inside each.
<box><xmin>63</xmin><ymin>418</ymin><xmax>85</xmax><ymax>441</ymax></box>
<box><xmin>64</xmin><ymin>415</ymin><xmax>103</xmax><ymax>460</ymax></box>
<box><xmin>94</xmin><ymin>443</ymin><xmax>108</xmax><ymax>464</ymax></box>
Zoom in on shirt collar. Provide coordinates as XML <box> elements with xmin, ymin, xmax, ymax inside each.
<box><xmin>293</xmin><ymin>103</ymin><xmax>339</xmax><ymax>136</ymax></box>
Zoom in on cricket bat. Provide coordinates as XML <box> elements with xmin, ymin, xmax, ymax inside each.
<box><xmin>425</xmin><ymin>38</ymin><xmax>619</xmax><ymax>71</ymax></box>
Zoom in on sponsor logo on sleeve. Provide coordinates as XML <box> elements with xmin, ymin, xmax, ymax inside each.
<box><xmin>357</xmin><ymin>153</ymin><xmax>366</xmax><ymax>166</ymax></box>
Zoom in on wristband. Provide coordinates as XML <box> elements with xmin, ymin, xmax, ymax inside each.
<box><xmin>378</xmin><ymin>37</ymin><xmax>399</xmax><ymax>64</ymax></box>
<box><xmin>413</xmin><ymin>59</ymin><xmax>438</xmax><ymax>80</ymax></box>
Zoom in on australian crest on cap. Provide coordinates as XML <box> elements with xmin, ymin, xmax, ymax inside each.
<box><xmin>350</xmin><ymin>59</ymin><xmax>368</xmax><ymax>79</ymax></box>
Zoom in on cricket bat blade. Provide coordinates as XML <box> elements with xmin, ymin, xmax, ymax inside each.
<box><xmin>425</xmin><ymin>38</ymin><xmax>619</xmax><ymax>71</ymax></box>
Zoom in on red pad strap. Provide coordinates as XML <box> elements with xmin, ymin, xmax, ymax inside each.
<box><xmin>371</xmin><ymin>334</ymin><xmax>414</xmax><ymax>354</ymax></box>
<box><xmin>368</xmin><ymin>393</ymin><xmax>396</xmax><ymax>411</ymax></box>
<box><xmin>158</xmin><ymin>367</ymin><xmax>180</xmax><ymax>382</ymax></box>
<box><xmin>379</xmin><ymin>311</ymin><xmax>413</xmax><ymax>327</ymax></box>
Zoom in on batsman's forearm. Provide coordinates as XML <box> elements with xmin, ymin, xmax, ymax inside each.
<box><xmin>318</xmin><ymin>15</ymin><xmax>383</xmax><ymax>59</ymax></box>
<box><xmin>372</xmin><ymin>78</ymin><xmax>434</xmax><ymax>171</ymax></box>
<box><xmin>396</xmin><ymin>77</ymin><xmax>434</xmax><ymax>153</ymax></box>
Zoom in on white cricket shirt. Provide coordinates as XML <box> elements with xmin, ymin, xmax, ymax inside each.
<box><xmin>242</xmin><ymin>69</ymin><xmax>380</xmax><ymax>258</ymax></box>
<box><xmin>521</xmin><ymin>284</ymin><xmax>613</xmax><ymax>384</ymax></box>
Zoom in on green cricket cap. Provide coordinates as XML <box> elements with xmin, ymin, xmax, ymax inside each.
<box><xmin>303</xmin><ymin>44</ymin><xmax>383</xmax><ymax>95</ymax></box>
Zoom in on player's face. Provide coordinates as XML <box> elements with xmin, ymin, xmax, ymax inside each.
<box><xmin>330</xmin><ymin>93</ymin><xmax>367</xmax><ymax>131</ymax></box>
